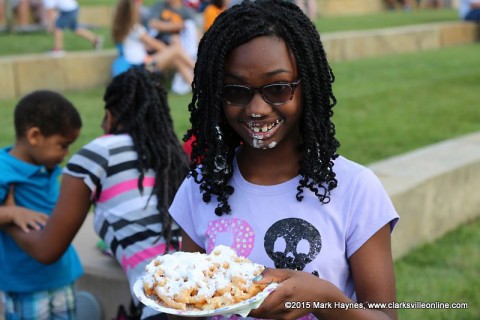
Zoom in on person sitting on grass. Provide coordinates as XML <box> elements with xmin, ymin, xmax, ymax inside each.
<box><xmin>111</xmin><ymin>0</ymin><xmax>195</xmax><ymax>87</ymax></box>
<box><xmin>459</xmin><ymin>0</ymin><xmax>480</xmax><ymax>22</ymax></box>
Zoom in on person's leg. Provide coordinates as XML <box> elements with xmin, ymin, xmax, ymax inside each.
<box><xmin>385</xmin><ymin>0</ymin><xmax>397</xmax><ymax>9</ymax></box>
<box><xmin>4</xmin><ymin>290</ymin><xmax>50</xmax><ymax>320</ymax></box>
<box><xmin>307</xmin><ymin>0</ymin><xmax>318</xmax><ymax>19</ymax></box>
<box><xmin>151</xmin><ymin>45</ymin><xmax>194</xmax><ymax>84</ymax></box>
<box><xmin>66</xmin><ymin>8</ymin><xmax>103</xmax><ymax>49</ymax></box>
<box><xmin>52</xmin><ymin>10</ymin><xmax>71</xmax><ymax>51</ymax></box>
<box><xmin>402</xmin><ymin>0</ymin><xmax>412</xmax><ymax>10</ymax></box>
<box><xmin>29</xmin><ymin>0</ymin><xmax>46</xmax><ymax>26</ymax></box>
<box><xmin>53</xmin><ymin>28</ymin><xmax>64</xmax><ymax>50</ymax></box>
<box><xmin>49</xmin><ymin>284</ymin><xmax>76</xmax><ymax>320</ymax></box>
<box><xmin>465</xmin><ymin>8</ymin><xmax>480</xmax><ymax>22</ymax></box>
<box><xmin>0</xmin><ymin>0</ymin><xmax>4</xmax><ymax>25</ymax></box>
<box><xmin>15</xmin><ymin>0</ymin><xmax>30</xmax><ymax>25</ymax></box>
<box><xmin>75</xmin><ymin>27</ymin><xmax>98</xmax><ymax>43</ymax></box>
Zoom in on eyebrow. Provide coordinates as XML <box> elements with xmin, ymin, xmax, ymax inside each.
<box><xmin>224</xmin><ymin>69</ymin><xmax>292</xmax><ymax>81</ymax></box>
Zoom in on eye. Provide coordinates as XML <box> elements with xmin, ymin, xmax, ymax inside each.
<box><xmin>265</xmin><ymin>84</ymin><xmax>289</xmax><ymax>94</ymax></box>
<box><xmin>223</xmin><ymin>85</ymin><xmax>252</xmax><ymax>105</ymax></box>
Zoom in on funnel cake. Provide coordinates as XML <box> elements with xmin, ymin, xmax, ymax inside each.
<box><xmin>142</xmin><ymin>245</ymin><xmax>267</xmax><ymax>311</ymax></box>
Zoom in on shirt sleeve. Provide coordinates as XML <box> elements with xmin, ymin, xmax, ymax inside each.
<box><xmin>345</xmin><ymin>168</ymin><xmax>399</xmax><ymax>258</ymax></box>
<box><xmin>63</xmin><ymin>139</ymin><xmax>109</xmax><ymax>201</ymax></box>
<box><xmin>169</xmin><ymin>175</ymin><xmax>204</xmax><ymax>248</ymax></box>
<box><xmin>43</xmin><ymin>0</ymin><xmax>55</xmax><ymax>9</ymax></box>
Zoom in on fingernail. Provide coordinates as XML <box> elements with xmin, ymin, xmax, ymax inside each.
<box><xmin>253</xmin><ymin>275</ymin><xmax>263</xmax><ymax>282</ymax></box>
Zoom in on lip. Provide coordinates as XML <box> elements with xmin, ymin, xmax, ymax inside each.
<box><xmin>242</xmin><ymin>119</ymin><xmax>283</xmax><ymax>140</ymax></box>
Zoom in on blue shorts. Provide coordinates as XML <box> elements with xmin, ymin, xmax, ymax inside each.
<box><xmin>4</xmin><ymin>284</ymin><xmax>76</xmax><ymax>320</ymax></box>
<box><xmin>465</xmin><ymin>9</ymin><xmax>480</xmax><ymax>22</ymax></box>
<box><xmin>55</xmin><ymin>9</ymin><xmax>79</xmax><ymax>31</ymax></box>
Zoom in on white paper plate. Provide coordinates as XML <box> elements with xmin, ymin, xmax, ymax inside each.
<box><xmin>133</xmin><ymin>278</ymin><xmax>278</xmax><ymax>317</ymax></box>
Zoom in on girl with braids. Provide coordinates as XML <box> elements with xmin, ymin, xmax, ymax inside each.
<box><xmin>169</xmin><ymin>0</ymin><xmax>399</xmax><ymax>319</ymax></box>
<box><xmin>6</xmin><ymin>68</ymin><xmax>189</xmax><ymax>320</ymax></box>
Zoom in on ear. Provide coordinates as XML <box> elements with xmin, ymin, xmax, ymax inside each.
<box><xmin>25</xmin><ymin>127</ymin><xmax>43</xmax><ymax>146</ymax></box>
<box><xmin>101</xmin><ymin>109</ymin><xmax>115</xmax><ymax>134</ymax></box>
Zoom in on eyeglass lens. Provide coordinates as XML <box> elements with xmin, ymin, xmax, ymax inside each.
<box><xmin>223</xmin><ymin>82</ymin><xmax>297</xmax><ymax>106</ymax></box>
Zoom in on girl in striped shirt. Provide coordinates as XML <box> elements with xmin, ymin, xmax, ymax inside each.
<box><xmin>7</xmin><ymin>68</ymin><xmax>189</xmax><ymax>320</ymax></box>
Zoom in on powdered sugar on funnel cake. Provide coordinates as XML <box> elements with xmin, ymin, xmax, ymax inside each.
<box><xmin>142</xmin><ymin>245</ymin><xmax>268</xmax><ymax>311</ymax></box>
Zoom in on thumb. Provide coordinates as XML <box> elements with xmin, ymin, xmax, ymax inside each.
<box><xmin>253</xmin><ymin>267</ymin><xmax>290</xmax><ymax>285</ymax></box>
<box><xmin>4</xmin><ymin>185</ymin><xmax>16</xmax><ymax>206</ymax></box>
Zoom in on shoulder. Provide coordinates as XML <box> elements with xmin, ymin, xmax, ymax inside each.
<box><xmin>204</xmin><ymin>5</ymin><xmax>216</xmax><ymax>14</ymax></box>
<box><xmin>85</xmin><ymin>134</ymin><xmax>132</xmax><ymax>148</ymax></box>
<box><xmin>133</xmin><ymin>23</ymin><xmax>147</xmax><ymax>33</ymax></box>
<box><xmin>333</xmin><ymin>156</ymin><xmax>374</xmax><ymax>183</ymax></box>
<box><xmin>0</xmin><ymin>147</ymin><xmax>35</xmax><ymax>176</ymax></box>
<box><xmin>331</xmin><ymin>156</ymin><xmax>389</xmax><ymax>200</ymax></box>
<box><xmin>180</xmin><ymin>6</ymin><xmax>197</xmax><ymax>19</ymax></box>
<box><xmin>0</xmin><ymin>147</ymin><xmax>11</xmax><ymax>163</ymax></box>
<box><xmin>70</xmin><ymin>134</ymin><xmax>134</xmax><ymax>162</ymax></box>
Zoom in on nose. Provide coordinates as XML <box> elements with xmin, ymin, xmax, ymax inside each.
<box><xmin>245</xmin><ymin>91</ymin><xmax>271</xmax><ymax>116</ymax></box>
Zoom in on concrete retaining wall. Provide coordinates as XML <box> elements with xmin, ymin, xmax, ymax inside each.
<box><xmin>0</xmin><ymin>21</ymin><xmax>477</xmax><ymax>100</ymax></box>
<box><xmin>322</xmin><ymin>21</ymin><xmax>478</xmax><ymax>62</ymax></box>
<box><xmin>319</xmin><ymin>0</ymin><xmax>386</xmax><ymax>16</ymax></box>
<box><xmin>79</xmin><ymin>6</ymin><xmax>115</xmax><ymax>28</ymax></box>
<box><xmin>0</xmin><ymin>50</ymin><xmax>115</xmax><ymax>100</ymax></box>
<box><xmin>370</xmin><ymin>132</ymin><xmax>480</xmax><ymax>259</ymax></box>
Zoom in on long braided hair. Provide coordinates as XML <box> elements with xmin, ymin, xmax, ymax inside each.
<box><xmin>104</xmin><ymin>68</ymin><xmax>189</xmax><ymax>248</ymax></box>
<box><xmin>185</xmin><ymin>0</ymin><xmax>340</xmax><ymax>216</ymax></box>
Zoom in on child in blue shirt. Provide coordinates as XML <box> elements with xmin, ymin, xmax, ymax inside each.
<box><xmin>0</xmin><ymin>90</ymin><xmax>84</xmax><ymax>320</ymax></box>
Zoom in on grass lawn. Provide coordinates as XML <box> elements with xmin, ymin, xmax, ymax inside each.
<box><xmin>396</xmin><ymin>218</ymin><xmax>480</xmax><ymax>319</ymax></box>
<box><xmin>315</xmin><ymin>8</ymin><xmax>458</xmax><ymax>33</ymax></box>
<box><xmin>0</xmin><ymin>43</ymin><xmax>479</xmax><ymax>163</ymax></box>
<box><xmin>0</xmin><ymin>8</ymin><xmax>459</xmax><ymax>56</ymax></box>
<box><xmin>0</xmin><ymin>27</ymin><xmax>113</xmax><ymax>56</ymax></box>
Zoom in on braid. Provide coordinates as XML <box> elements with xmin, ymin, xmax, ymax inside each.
<box><xmin>186</xmin><ymin>0</ymin><xmax>339</xmax><ymax>216</ymax></box>
<box><xmin>104</xmin><ymin>68</ymin><xmax>189</xmax><ymax>250</ymax></box>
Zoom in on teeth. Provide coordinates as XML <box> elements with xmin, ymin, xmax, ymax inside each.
<box><xmin>248</xmin><ymin>119</ymin><xmax>281</xmax><ymax>133</ymax></box>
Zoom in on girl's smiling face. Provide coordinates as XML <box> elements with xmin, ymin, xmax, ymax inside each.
<box><xmin>223</xmin><ymin>36</ymin><xmax>302</xmax><ymax>150</ymax></box>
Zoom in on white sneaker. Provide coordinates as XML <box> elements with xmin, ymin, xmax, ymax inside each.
<box><xmin>171</xmin><ymin>72</ymin><xmax>192</xmax><ymax>95</ymax></box>
<box><xmin>47</xmin><ymin>49</ymin><xmax>66</xmax><ymax>57</ymax></box>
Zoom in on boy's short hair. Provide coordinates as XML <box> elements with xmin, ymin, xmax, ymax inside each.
<box><xmin>14</xmin><ymin>90</ymin><xmax>82</xmax><ymax>139</ymax></box>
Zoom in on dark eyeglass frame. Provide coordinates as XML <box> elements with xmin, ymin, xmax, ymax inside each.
<box><xmin>222</xmin><ymin>79</ymin><xmax>301</xmax><ymax>106</ymax></box>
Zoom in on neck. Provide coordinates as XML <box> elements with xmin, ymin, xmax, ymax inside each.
<box><xmin>236</xmin><ymin>141</ymin><xmax>302</xmax><ymax>186</ymax></box>
<box><xmin>9</xmin><ymin>142</ymin><xmax>32</xmax><ymax>164</ymax></box>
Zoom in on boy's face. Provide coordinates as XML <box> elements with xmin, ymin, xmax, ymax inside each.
<box><xmin>29</xmin><ymin>129</ymin><xmax>80</xmax><ymax>170</ymax></box>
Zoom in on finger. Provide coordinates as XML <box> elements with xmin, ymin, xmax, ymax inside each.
<box><xmin>19</xmin><ymin>223</ymin><xmax>31</xmax><ymax>233</ymax></box>
<box><xmin>30</xmin><ymin>222</ymin><xmax>43</xmax><ymax>230</ymax></box>
<box><xmin>36</xmin><ymin>214</ymin><xmax>49</xmax><ymax>226</ymax></box>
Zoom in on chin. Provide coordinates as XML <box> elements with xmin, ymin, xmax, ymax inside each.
<box><xmin>250</xmin><ymin>138</ymin><xmax>278</xmax><ymax>149</ymax></box>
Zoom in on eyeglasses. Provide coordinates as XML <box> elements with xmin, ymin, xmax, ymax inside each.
<box><xmin>222</xmin><ymin>79</ymin><xmax>301</xmax><ymax>106</ymax></box>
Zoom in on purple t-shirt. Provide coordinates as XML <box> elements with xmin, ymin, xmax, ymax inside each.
<box><xmin>170</xmin><ymin>155</ymin><xmax>398</xmax><ymax>319</ymax></box>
